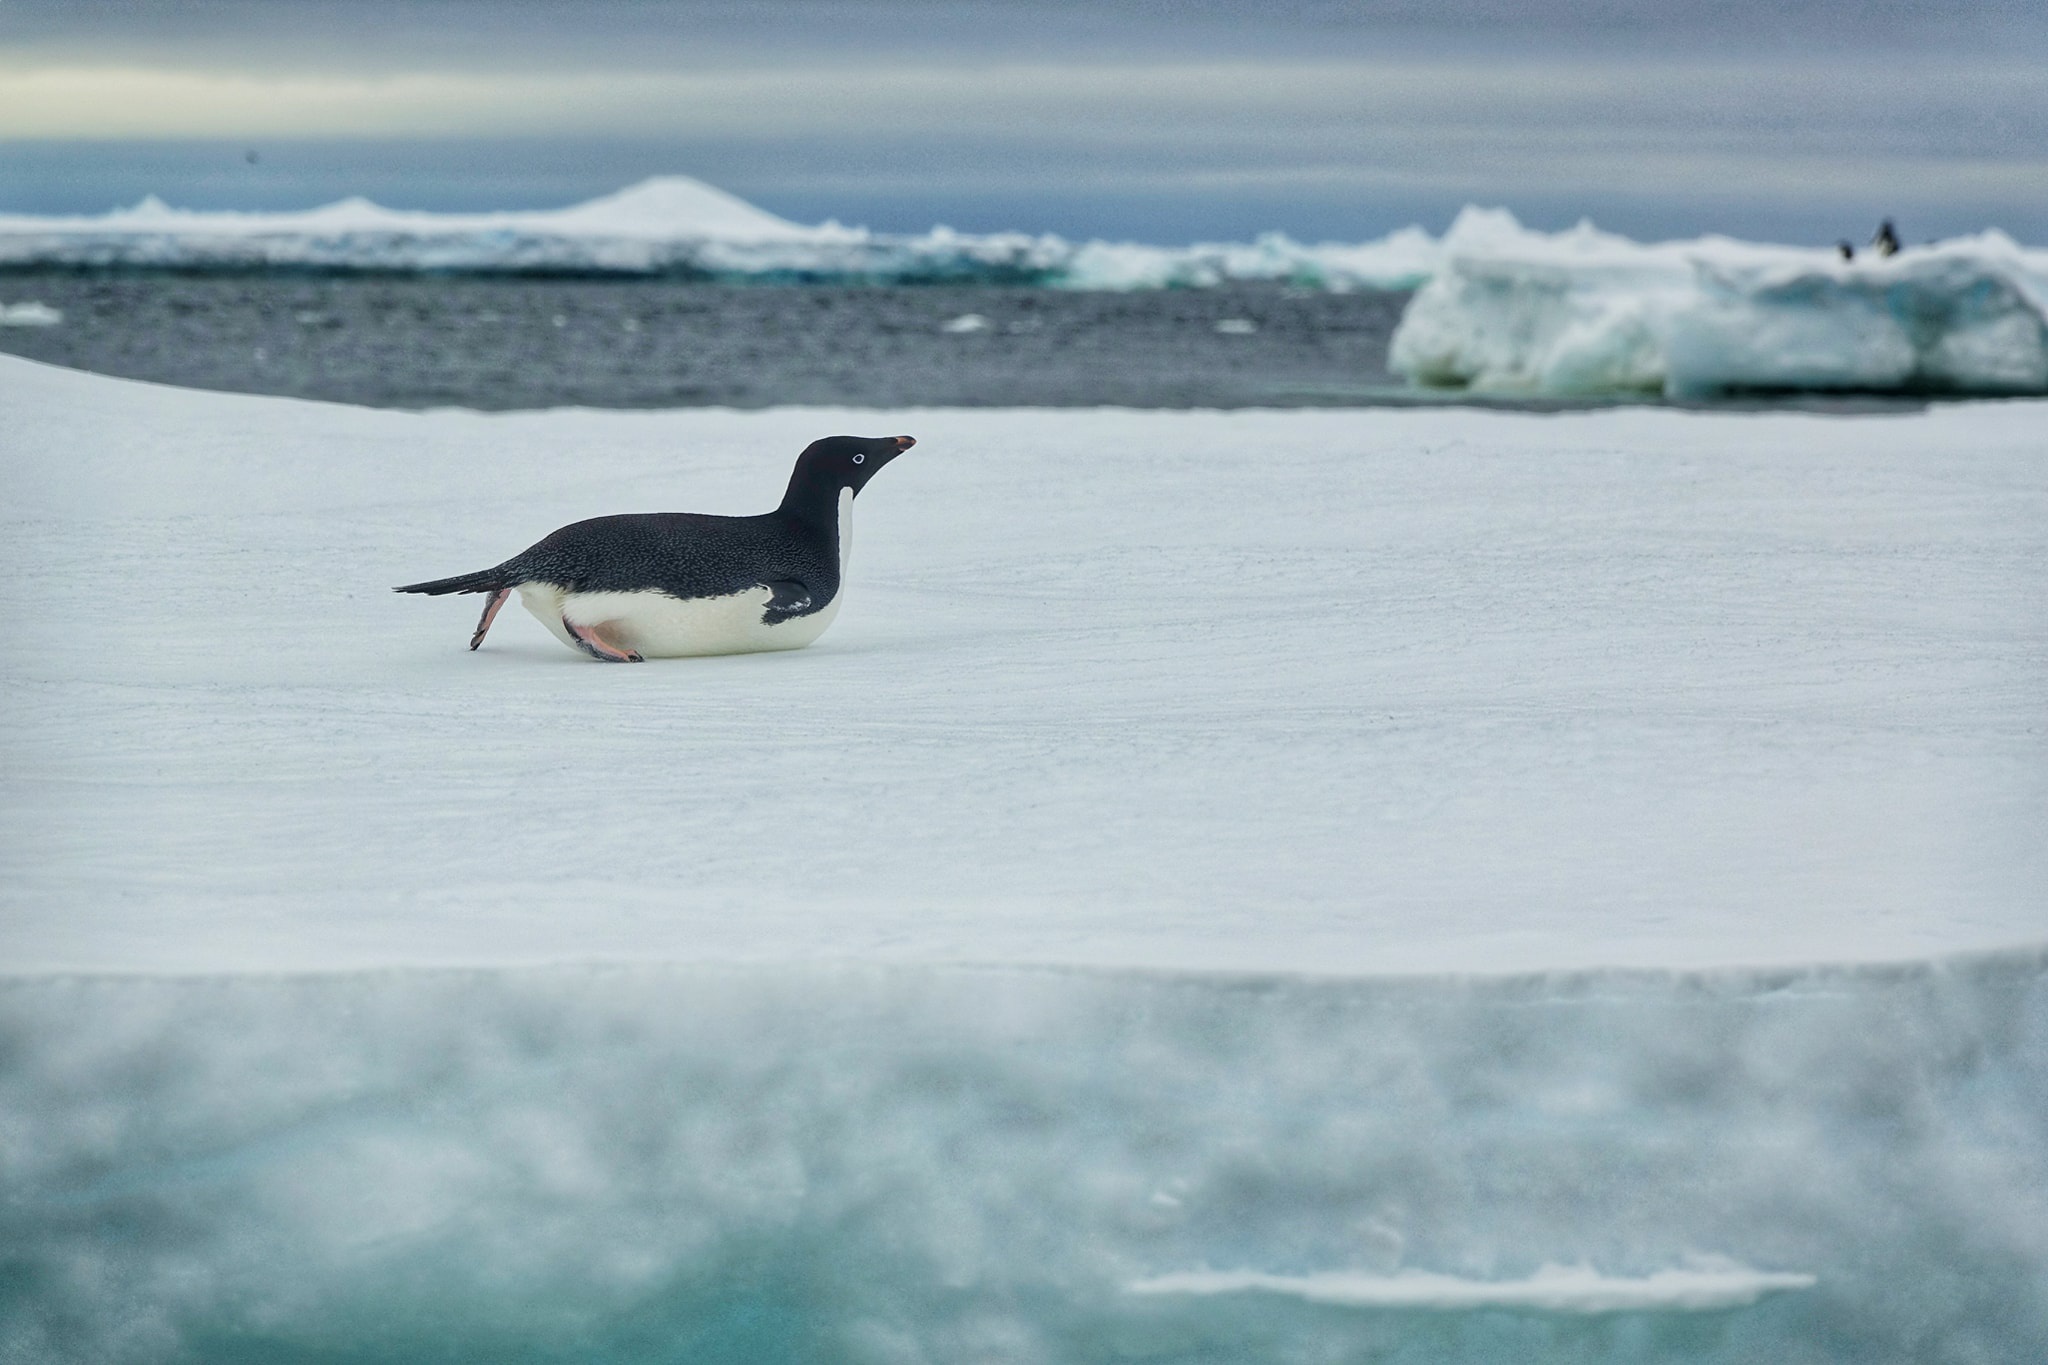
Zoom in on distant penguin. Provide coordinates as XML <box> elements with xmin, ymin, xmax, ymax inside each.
<box><xmin>1837</xmin><ymin>240</ymin><xmax>1856</xmax><ymax>261</ymax></box>
<box><xmin>395</xmin><ymin>434</ymin><xmax>915</xmax><ymax>661</ymax></box>
<box><xmin>1872</xmin><ymin>219</ymin><xmax>1900</xmax><ymax>257</ymax></box>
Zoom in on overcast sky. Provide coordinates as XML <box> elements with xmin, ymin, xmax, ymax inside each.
<box><xmin>3</xmin><ymin>0</ymin><xmax>2043</xmax><ymax>243</ymax></box>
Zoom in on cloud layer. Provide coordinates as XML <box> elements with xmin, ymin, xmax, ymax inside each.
<box><xmin>2</xmin><ymin>0</ymin><xmax>2043</xmax><ymax>241</ymax></box>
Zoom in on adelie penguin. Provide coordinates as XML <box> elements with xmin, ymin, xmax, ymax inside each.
<box><xmin>395</xmin><ymin>434</ymin><xmax>914</xmax><ymax>661</ymax></box>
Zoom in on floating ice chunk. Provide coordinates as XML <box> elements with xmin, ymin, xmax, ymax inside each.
<box><xmin>1128</xmin><ymin>1260</ymin><xmax>1819</xmax><ymax>1314</ymax></box>
<box><xmin>941</xmin><ymin>312</ymin><xmax>991</xmax><ymax>333</ymax></box>
<box><xmin>1665</xmin><ymin>246</ymin><xmax>2048</xmax><ymax>397</ymax></box>
<box><xmin>1391</xmin><ymin>209</ymin><xmax>2048</xmax><ymax>397</ymax></box>
<box><xmin>1058</xmin><ymin>228</ymin><xmax>1439</xmax><ymax>292</ymax></box>
<box><xmin>0</xmin><ymin>300</ymin><xmax>62</xmax><ymax>326</ymax></box>
<box><xmin>1213</xmin><ymin>318</ymin><xmax>1258</xmax><ymax>335</ymax></box>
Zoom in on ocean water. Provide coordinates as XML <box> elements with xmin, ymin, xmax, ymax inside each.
<box><xmin>0</xmin><ymin>272</ymin><xmax>1411</xmax><ymax>409</ymax></box>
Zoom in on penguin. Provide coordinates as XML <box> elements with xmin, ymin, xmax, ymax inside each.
<box><xmin>394</xmin><ymin>433</ymin><xmax>914</xmax><ymax>661</ymax></box>
<box><xmin>1872</xmin><ymin>219</ymin><xmax>1900</xmax><ymax>257</ymax></box>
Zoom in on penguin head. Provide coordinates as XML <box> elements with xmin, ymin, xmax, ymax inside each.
<box><xmin>790</xmin><ymin>434</ymin><xmax>915</xmax><ymax>500</ymax></box>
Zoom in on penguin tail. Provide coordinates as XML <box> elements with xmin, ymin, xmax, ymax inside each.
<box><xmin>393</xmin><ymin>568</ymin><xmax>507</xmax><ymax>596</ymax></box>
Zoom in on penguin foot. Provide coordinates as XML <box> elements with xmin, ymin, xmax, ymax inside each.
<box><xmin>566</xmin><ymin>619</ymin><xmax>644</xmax><ymax>663</ymax></box>
<box><xmin>469</xmin><ymin>588</ymin><xmax>512</xmax><ymax>651</ymax></box>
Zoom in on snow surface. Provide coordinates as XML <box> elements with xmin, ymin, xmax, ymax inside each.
<box><xmin>3</xmin><ymin>354</ymin><xmax>2042</xmax><ymax>978</ymax></box>
<box><xmin>1392</xmin><ymin>208</ymin><xmax>2048</xmax><ymax>398</ymax></box>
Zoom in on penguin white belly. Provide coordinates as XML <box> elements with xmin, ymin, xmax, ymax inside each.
<box><xmin>517</xmin><ymin>489</ymin><xmax>854</xmax><ymax>659</ymax></box>
<box><xmin>516</xmin><ymin>583</ymin><xmax>843</xmax><ymax>657</ymax></box>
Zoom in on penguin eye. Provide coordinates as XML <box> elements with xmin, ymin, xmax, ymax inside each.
<box><xmin>852</xmin><ymin>453</ymin><xmax>866</xmax><ymax>464</ymax></box>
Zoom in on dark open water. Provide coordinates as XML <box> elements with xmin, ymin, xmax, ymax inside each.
<box><xmin>0</xmin><ymin>272</ymin><xmax>1414</xmax><ymax>410</ymax></box>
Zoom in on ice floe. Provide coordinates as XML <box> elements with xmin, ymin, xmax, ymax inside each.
<box><xmin>0</xmin><ymin>299</ymin><xmax>62</xmax><ymax>326</ymax></box>
<box><xmin>3</xmin><ymin>358</ymin><xmax>2044</xmax><ymax>1362</ymax></box>
<box><xmin>1391</xmin><ymin>207</ymin><xmax>2048</xmax><ymax>398</ymax></box>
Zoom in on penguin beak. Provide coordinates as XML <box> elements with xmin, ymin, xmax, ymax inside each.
<box><xmin>868</xmin><ymin>435</ymin><xmax>914</xmax><ymax>472</ymax></box>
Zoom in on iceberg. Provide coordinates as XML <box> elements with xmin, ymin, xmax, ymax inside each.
<box><xmin>0</xmin><ymin>174</ymin><xmax>821</xmax><ymax>243</ymax></box>
<box><xmin>3</xmin><ymin>356</ymin><xmax>2045</xmax><ymax>1361</ymax></box>
<box><xmin>1390</xmin><ymin>208</ymin><xmax>2048</xmax><ymax>398</ymax></box>
<box><xmin>0</xmin><ymin>176</ymin><xmax>857</xmax><ymax>277</ymax></box>
<box><xmin>0</xmin><ymin>176</ymin><xmax>1440</xmax><ymax>288</ymax></box>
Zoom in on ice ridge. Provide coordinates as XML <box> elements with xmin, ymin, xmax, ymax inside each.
<box><xmin>1127</xmin><ymin>1261</ymin><xmax>1820</xmax><ymax>1313</ymax></box>
<box><xmin>3</xmin><ymin>953</ymin><xmax>2044</xmax><ymax>1364</ymax></box>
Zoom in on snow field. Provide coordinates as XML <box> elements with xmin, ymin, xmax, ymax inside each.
<box><xmin>2</xmin><ymin>355</ymin><xmax>2043</xmax><ymax>976</ymax></box>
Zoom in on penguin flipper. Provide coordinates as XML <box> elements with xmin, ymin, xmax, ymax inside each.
<box><xmin>761</xmin><ymin>579</ymin><xmax>814</xmax><ymax>625</ymax></box>
<box><xmin>469</xmin><ymin>588</ymin><xmax>513</xmax><ymax>651</ymax></box>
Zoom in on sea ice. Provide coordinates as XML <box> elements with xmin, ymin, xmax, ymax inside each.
<box><xmin>0</xmin><ymin>299</ymin><xmax>62</xmax><ymax>326</ymax></box>
<box><xmin>3</xmin><ymin>356</ymin><xmax>2043</xmax><ymax>1363</ymax></box>
<box><xmin>3</xmin><ymin>957</ymin><xmax>2042</xmax><ymax>1363</ymax></box>
<box><xmin>0</xmin><ymin>177</ymin><xmax>1440</xmax><ymax>287</ymax></box>
<box><xmin>1392</xmin><ymin>208</ymin><xmax>2048</xmax><ymax>398</ymax></box>
<box><xmin>0</xmin><ymin>175</ymin><xmax>822</xmax><ymax>243</ymax></box>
